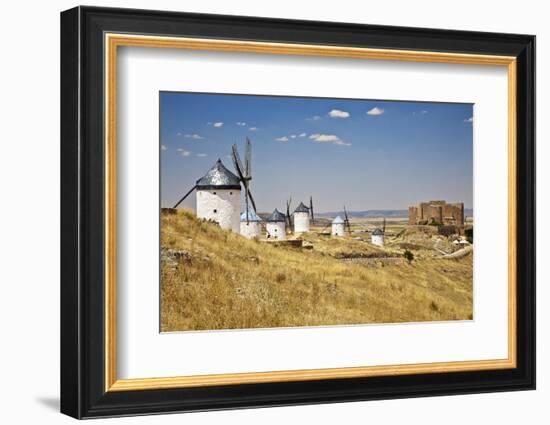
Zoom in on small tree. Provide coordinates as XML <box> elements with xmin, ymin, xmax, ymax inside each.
<box><xmin>403</xmin><ymin>249</ymin><xmax>414</xmax><ymax>264</ymax></box>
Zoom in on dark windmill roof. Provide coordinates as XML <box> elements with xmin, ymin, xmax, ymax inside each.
<box><xmin>267</xmin><ymin>208</ymin><xmax>286</xmax><ymax>222</ymax></box>
<box><xmin>294</xmin><ymin>202</ymin><xmax>310</xmax><ymax>213</ymax></box>
<box><xmin>196</xmin><ymin>159</ymin><xmax>241</xmax><ymax>190</ymax></box>
<box><xmin>372</xmin><ymin>228</ymin><xmax>384</xmax><ymax>236</ymax></box>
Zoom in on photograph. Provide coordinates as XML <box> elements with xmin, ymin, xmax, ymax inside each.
<box><xmin>159</xmin><ymin>92</ymin><xmax>474</xmax><ymax>332</ymax></box>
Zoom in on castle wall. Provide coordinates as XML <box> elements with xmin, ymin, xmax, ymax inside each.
<box><xmin>408</xmin><ymin>206</ymin><xmax>418</xmax><ymax>225</ymax></box>
<box><xmin>196</xmin><ymin>189</ymin><xmax>240</xmax><ymax>232</ymax></box>
<box><xmin>409</xmin><ymin>200</ymin><xmax>465</xmax><ymax>227</ymax></box>
<box><xmin>293</xmin><ymin>211</ymin><xmax>310</xmax><ymax>233</ymax></box>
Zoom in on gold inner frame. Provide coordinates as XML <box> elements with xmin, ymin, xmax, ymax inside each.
<box><xmin>104</xmin><ymin>33</ymin><xmax>517</xmax><ymax>392</ymax></box>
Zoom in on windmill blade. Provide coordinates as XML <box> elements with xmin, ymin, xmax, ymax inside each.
<box><xmin>231</xmin><ymin>144</ymin><xmax>246</xmax><ymax>178</ymax></box>
<box><xmin>245</xmin><ymin>137</ymin><xmax>252</xmax><ymax>178</ymax></box>
<box><xmin>244</xmin><ymin>184</ymin><xmax>250</xmax><ymax>224</ymax></box>
<box><xmin>173</xmin><ymin>185</ymin><xmax>196</xmax><ymax>208</ymax></box>
<box><xmin>343</xmin><ymin>206</ymin><xmax>351</xmax><ymax>234</ymax></box>
<box><xmin>286</xmin><ymin>198</ymin><xmax>292</xmax><ymax>228</ymax></box>
<box><xmin>309</xmin><ymin>196</ymin><xmax>315</xmax><ymax>223</ymax></box>
<box><xmin>245</xmin><ymin>185</ymin><xmax>257</xmax><ymax>213</ymax></box>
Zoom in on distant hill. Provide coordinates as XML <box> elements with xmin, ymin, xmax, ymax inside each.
<box><xmin>316</xmin><ymin>209</ymin><xmax>473</xmax><ymax>218</ymax></box>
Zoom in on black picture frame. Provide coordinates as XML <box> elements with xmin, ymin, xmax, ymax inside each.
<box><xmin>61</xmin><ymin>5</ymin><xmax>535</xmax><ymax>419</ymax></box>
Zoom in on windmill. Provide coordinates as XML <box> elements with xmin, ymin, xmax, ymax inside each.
<box><xmin>343</xmin><ymin>206</ymin><xmax>352</xmax><ymax>234</ymax></box>
<box><xmin>309</xmin><ymin>196</ymin><xmax>315</xmax><ymax>225</ymax></box>
<box><xmin>231</xmin><ymin>138</ymin><xmax>257</xmax><ymax>224</ymax></box>
<box><xmin>383</xmin><ymin>217</ymin><xmax>386</xmax><ymax>234</ymax></box>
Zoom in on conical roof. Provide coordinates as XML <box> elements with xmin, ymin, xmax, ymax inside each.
<box><xmin>294</xmin><ymin>202</ymin><xmax>310</xmax><ymax>213</ymax></box>
<box><xmin>267</xmin><ymin>208</ymin><xmax>286</xmax><ymax>222</ymax></box>
<box><xmin>332</xmin><ymin>215</ymin><xmax>345</xmax><ymax>224</ymax></box>
<box><xmin>372</xmin><ymin>228</ymin><xmax>384</xmax><ymax>236</ymax></box>
<box><xmin>196</xmin><ymin>159</ymin><xmax>241</xmax><ymax>190</ymax></box>
<box><xmin>240</xmin><ymin>210</ymin><xmax>261</xmax><ymax>222</ymax></box>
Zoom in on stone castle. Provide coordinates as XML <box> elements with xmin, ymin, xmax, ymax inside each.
<box><xmin>408</xmin><ymin>200</ymin><xmax>464</xmax><ymax>226</ymax></box>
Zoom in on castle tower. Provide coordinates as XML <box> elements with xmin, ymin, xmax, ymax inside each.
<box><xmin>293</xmin><ymin>202</ymin><xmax>310</xmax><ymax>233</ymax></box>
<box><xmin>266</xmin><ymin>209</ymin><xmax>286</xmax><ymax>240</ymax></box>
<box><xmin>195</xmin><ymin>159</ymin><xmax>241</xmax><ymax>232</ymax></box>
<box><xmin>331</xmin><ymin>216</ymin><xmax>345</xmax><ymax>237</ymax></box>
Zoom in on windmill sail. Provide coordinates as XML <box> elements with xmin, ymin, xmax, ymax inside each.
<box><xmin>245</xmin><ymin>137</ymin><xmax>252</xmax><ymax>177</ymax></box>
<box><xmin>172</xmin><ymin>185</ymin><xmax>196</xmax><ymax>208</ymax></box>
<box><xmin>286</xmin><ymin>197</ymin><xmax>292</xmax><ymax>229</ymax></box>
<box><xmin>309</xmin><ymin>196</ymin><xmax>315</xmax><ymax>224</ymax></box>
<box><xmin>232</xmin><ymin>140</ymin><xmax>258</xmax><ymax>223</ymax></box>
<box><xmin>343</xmin><ymin>206</ymin><xmax>352</xmax><ymax>234</ymax></box>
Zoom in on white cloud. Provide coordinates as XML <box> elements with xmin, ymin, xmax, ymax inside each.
<box><xmin>413</xmin><ymin>110</ymin><xmax>428</xmax><ymax>116</ymax></box>
<box><xmin>184</xmin><ymin>133</ymin><xmax>204</xmax><ymax>140</ymax></box>
<box><xmin>309</xmin><ymin>133</ymin><xmax>350</xmax><ymax>146</ymax></box>
<box><xmin>196</xmin><ymin>153</ymin><xmax>207</xmax><ymax>157</ymax></box>
<box><xmin>236</xmin><ymin>122</ymin><xmax>246</xmax><ymax>126</ymax></box>
<box><xmin>328</xmin><ymin>109</ymin><xmax>350</xmax><ymax>118</ymax></box>
<box><xmin>161</xmin><ymin>145</ymin><xmax>167</xmax><ymax>151</ymax></box>
<box><xmin>298</xmin><ymin>133</ymin><xmax>307</xmax><ymax>138</ymax></box>
<box><xmin>464</xmin><ymin>117</ymin><xmax>474</xmax><ymax>123</ymax></box>
<box><xmin>367</xmin><ymin>107</ymin><xmax>385</xmax><ymax>116</ymax></box>
<box><xmin>177</xmin><ymin>148</ymin><xmax>191</xmax><ymax>157</ymax></box>
<box><xmin>333</xmin><ymin>140</ymin><xmax>352</xmax><ymax>146</ymax></box>
<box><xmin>249</xmin><ymin>127</ymin><xmax>258</xmax><ymax>131</ymax></box>
<box><xmin>213</xmin><ymin>122</ymin><xmax>224</xmax><ymax>127</ymax></box>
<box><xmin>290</xmin><ymin>134</ymin><xmax>296</xmax><ymax>138</ymax></box>
<box><xmin>275</xmin><ymin>136</ymin><xmax>289</xmax><ymax>142</ymax></box>
<box><xmin>307</xmin><ymin>115</ymin><xmax>321</xmax><ymax>121</ymax></box>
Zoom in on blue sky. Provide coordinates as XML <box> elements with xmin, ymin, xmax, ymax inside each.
<box><xmin>160</xmin><ymin>92</ymin><xmax>473</xmax><ymax>212</ymax></box>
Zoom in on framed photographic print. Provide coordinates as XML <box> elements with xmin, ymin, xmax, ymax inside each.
<box><xmin>60</xmin><ymin>6</ymin><xmax>535</xmax><ymax>419</ymax></box>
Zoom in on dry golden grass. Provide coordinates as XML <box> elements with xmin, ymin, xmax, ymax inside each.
<box><xmin>160</xmin><ymin>210</ymin><xmax>473</xmax><ymax>332</ymax></box>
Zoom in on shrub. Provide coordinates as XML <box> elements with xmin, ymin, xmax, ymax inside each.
<box><xmin>465</xmin><ymin>227</ymin><xmax>474</xmax><ymax>244</ymax></box>
<box><xmin>403</xmin><ymin>249</ymin><xmax>414</xmax><ymax>264</ymax></box>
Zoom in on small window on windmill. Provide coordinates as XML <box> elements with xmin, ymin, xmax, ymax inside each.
<box><xmin>213</xmin><ymin>191</ymin><xmax>217</xmax><ymax>195</ymax></box>
<box><xmin>230</xmin><ymin>192</ymin><xmax>233</xmax><ymax>195</ymax></box>
<box><xmin>213</xmin><ymin>209</ymin><xmax>217</xmax><ymax>213</ymax></box>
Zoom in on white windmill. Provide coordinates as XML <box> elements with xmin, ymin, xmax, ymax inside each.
<box><xmin>172</xmin><ymin>159</ymin><xmax>241</xmax><ymax>231</ymax></box>
<box><xmin>293</xmin><ymin>202</ymin><xmax>310</xmax><ymax>233</ymax></box>
<box><xmin>331</xmin><ymin>216</ymin><xmax>345</xmax><ymax>236</ymax></box>
<box><xmin>266</xmin><ymin>209</ymin><xmax>287</xmax><ymax>240</ymax></box>
<box><xmin>171</xmin><ymin>138</ymin><xmax>258</xmax><ymax>234</ymax></box>
<box><xmin>240</xmin><ymin>210</ymin><xmax>262</xmax><ymax>239</ymax></box>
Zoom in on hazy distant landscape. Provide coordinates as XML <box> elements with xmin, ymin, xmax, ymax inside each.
<box><xmin>316</xmin><ymin>209</ymin><xmax>473</xmax><ymax>219</ymax></box>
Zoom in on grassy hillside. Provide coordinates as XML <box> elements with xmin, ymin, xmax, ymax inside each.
<box><xmin>161</xmin><ymin>209</ymin><xmax>473</xmax><ymax>332</ymax></box>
